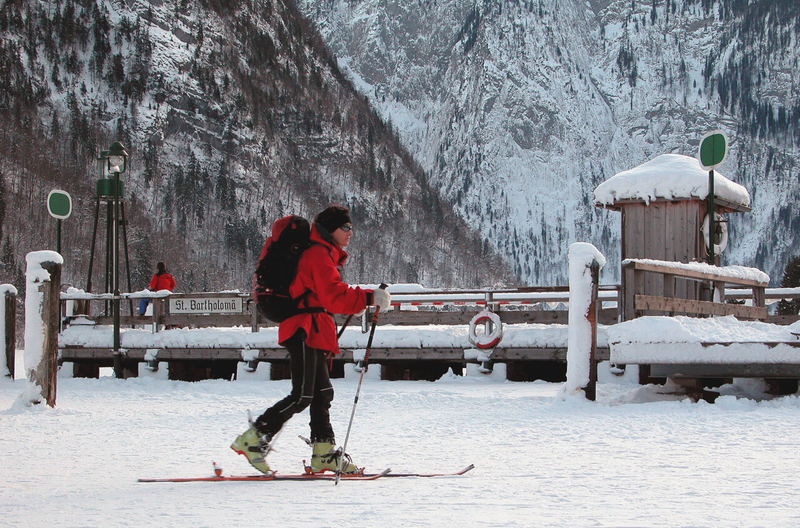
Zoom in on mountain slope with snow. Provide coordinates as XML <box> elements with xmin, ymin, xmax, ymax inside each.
<box><xmin>0</xmin><ymin>0</ymin><xmax>513</xmax><ymax>294</ymax></box>
<box><xmin>298</xmin><ymin>0</ymin><xmax>799</xmax><ymax>284</ymax></box>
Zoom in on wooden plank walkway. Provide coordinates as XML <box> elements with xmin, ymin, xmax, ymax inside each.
<box><xmin>60</xmin><ymin>346</ymin><xmax>611</xmax><ymax>363</ymax></box>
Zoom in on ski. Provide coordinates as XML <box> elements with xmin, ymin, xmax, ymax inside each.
<box><xmin>306</xmin><ymin>464</ymin><xmax>475</xmax><ymax>479</ymax></box>
<box><xmin>138</xmin><ymin>464</ymin><xmax>473</xmax><ymax>483</ymax></box>
<box><xmin>138</xmin><ymin>468</ymin><xmax>390</xmax><ymax>483</ymax></box>
<box><xmin>380</xmin><ymin>464</ymin><xmax>475</xmax><ymax>478</ymax></box>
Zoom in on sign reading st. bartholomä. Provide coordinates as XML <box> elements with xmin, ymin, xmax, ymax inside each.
<box><xmin>169</xmin><ymin>297</ymin><xmax>244</xmax><ymax>314</ymax></box>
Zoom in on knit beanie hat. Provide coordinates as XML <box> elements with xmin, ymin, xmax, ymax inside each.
<box><xmin>315</xmin><ymin>205</ymin><xmax>352</xmax><ymax>233</ymax></box>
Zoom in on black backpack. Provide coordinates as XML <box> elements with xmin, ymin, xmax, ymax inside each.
<box><xmin>254</xmin><ymin>215</ymin><xmax>322</xmax><ymax>322</ymax></box>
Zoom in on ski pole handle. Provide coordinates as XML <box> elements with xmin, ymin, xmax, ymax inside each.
<box><xmin>371</xmin><ymin>283</ymin><xmax>389</xmax><ymax>323</ymax></box>
<box><xmin>363</xmin><ymin>284</ymin><xmax>387</xmax><ymax>366</ymax></box>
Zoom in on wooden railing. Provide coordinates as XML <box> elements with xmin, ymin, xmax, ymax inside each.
<box><xmin>61</xmin><ymin>286</ymin><xmax>624</xmax><ymax>331</ymax></box>
<box><xmin>58</xmin><ymin>285</ymin><xmax>623</xmax><ymax>381</ymax></box>
<box><xmin>60</xmin><ymin>281</ymin><xmax>799</xmax><ymax>333</ymax></box>
<box><xmin>621</xmin><ymin>259</ymin><xmax>769</xmax><ymax>322</ymax></box>
<box><xmin>56</xmin><ymin>278</ymin><xmax>799</xmax><ymax>383</ymax></box>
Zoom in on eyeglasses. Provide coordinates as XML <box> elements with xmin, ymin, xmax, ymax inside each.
<box><xmin>339</xmin><ymin>224</ymin><xmax>353</xmax><ymax>232</ymax></box>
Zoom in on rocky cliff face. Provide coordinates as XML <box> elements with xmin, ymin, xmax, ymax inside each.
<box><xmin>0</xmin><ymin>0</ymin><xmax>513</xmax><ymax>294</ymax></box>
<box><xmin>298</xmin><ymin>0</ymin><xmax>799</xmax><ymax>284</ymax></box>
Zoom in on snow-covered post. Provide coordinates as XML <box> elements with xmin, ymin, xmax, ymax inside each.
<box><xmin>564</xmin><ymin>243</ymin><xmax>606</xmax><ymax>401</ymax></box>
<box><xmin>23</xmin><ymin>251</ymin><xmax>63</xmax><ymax>407</ymax></box>
<box><xmin>2</xmin><ymin>284</ymin><xmax>18</xmax><ymax>378</ymax></box>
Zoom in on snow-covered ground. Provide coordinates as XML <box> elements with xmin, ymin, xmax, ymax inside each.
<box><xmin>2</xmin><ymin>356</ymin><xmax>800</xmax><ymax>528</ymax></box>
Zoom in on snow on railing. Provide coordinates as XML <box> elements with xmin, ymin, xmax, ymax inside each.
<box><xmin>60</xmin><ymin>285</ymin><xmax>622</xmax><ymax>305</ymax></box>
<box><xmin>563</xmin><ymin>243</ymin><xmax>606</xmax><ymax>401</ymax></box>
<box><xmin>621</xmin><ymin>258</ymin><xmax>770</xmax><ymax>284</ymax></box>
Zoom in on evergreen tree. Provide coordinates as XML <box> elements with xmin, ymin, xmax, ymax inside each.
<box><xmin>777</xmin><ymin>256</ymin><xmax>800</xmax><ymax>315</ymax></box>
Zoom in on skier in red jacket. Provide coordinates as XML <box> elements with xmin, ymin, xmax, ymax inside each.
<box><xmin>149</xmin><ymin>262</ymin><xmax>177</xmax><ymax>291</ymax></box>
<box><xmin>139</xmin><ymin>262</ymin><xmax>177</xmax><ymax>315</ymax></box>
<box><xmin>231</xmin><ymin>205</ymin><xmax>391</xmax><ymax>475</ymax></box>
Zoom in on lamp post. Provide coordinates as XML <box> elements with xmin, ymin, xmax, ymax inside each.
<box><xmin>107</xmin><ymin>141</ymin><xmax>128</xmax><ymax>378</ymax></box>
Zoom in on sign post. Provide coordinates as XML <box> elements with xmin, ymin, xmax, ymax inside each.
<box><xmin>698</xmin><ymin>131</ymin><xmax>727</xmax><ymax>264</ymax></box>
<box><xmin>47</xmin><ymin>190</ymin><xmax>72</xmax><ymax>254</ymax></box>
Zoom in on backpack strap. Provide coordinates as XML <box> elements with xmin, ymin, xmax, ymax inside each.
<box><xmin>295</xmin><ymin>289</ymin><xmax>333</xmax><ymax>316</ymax></box>
<box><xmin>290</xmin><ymin>243</ymin><xmax>333</xmax><ymax>328</ymax></box>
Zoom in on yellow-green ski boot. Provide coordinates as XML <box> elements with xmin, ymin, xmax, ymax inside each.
<box><xmin>310</xmin><ymin>440</ymin><xmax>362</xmax><ymax>475</ymax></box>
<box><xmin>230</xmin><ymin>426</ymin><xmax>273</xmax><ymax>474</ymax></box>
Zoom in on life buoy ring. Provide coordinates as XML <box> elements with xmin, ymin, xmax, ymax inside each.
<box><xmin>468</xmin><ymin>310</ymin><xmax>503</xmax><ymax>349</ymax></box>
<box><xmin>701</xmin><ymin>212</ymin><xmax>728</xmax><ymax>254</ymax></box>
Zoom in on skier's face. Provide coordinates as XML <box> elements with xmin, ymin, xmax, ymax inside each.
<box><xmin>332</xmin><ymin>223</ymin><xmax>353</xmax><ymax>248</ymax></box>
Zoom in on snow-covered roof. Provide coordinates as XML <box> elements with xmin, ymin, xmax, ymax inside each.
<box><xmin>594</xmin><ymin>154</ymin><xmax>751</xmax><ymax>210</ymax></box>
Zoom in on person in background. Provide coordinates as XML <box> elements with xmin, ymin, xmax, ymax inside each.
<box><xmin>139</xmin><ymin>262</ymin><xmax>177</xmax><ymax>315</ymax></box>
<box><xmin>231</xmin><ymin>205</ymin><xmax>391</xmax><ymax>475</ymax></box>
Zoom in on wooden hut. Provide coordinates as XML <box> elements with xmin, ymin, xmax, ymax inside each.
<box><xmin>594</xmin><ymin>153</ymin><xmax>751</xmax><ymax>307</ymax></box>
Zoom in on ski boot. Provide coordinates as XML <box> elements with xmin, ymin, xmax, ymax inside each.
<box><xmin>230</xmin><ymin>425</ymin><xmax>273</xmax><ymax>474</ymax></box>
<box><xmin>309</xmin><ymin>440</ymin><xmax>362</xmax><ymax>475</ymax></box>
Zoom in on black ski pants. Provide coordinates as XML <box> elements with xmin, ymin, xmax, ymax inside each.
<box><xmin>255</xmin><ymin>330</ymin><xmax>335</xmax><ymax>442</ymax></box>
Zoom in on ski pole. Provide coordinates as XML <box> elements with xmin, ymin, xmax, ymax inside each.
<box><xmin>337</xmin><ymin>313</ymin><xmax>354</xmax><ymax>339</ymax></box>
<box><xmin>335</xmin><ymin>283</ymin><xmax>388</xmax><ymax>485</ymax></box>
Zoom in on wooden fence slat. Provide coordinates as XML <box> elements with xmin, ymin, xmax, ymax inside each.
<box><xmin>622</xmin><ymin>261</ymin><xmax>635</xmax><ymax>322</ymax></box>
<box><xmin>713</xmin><ymin>280</ymin><xmax>726</xmax><ymax>303</ymax></box>
<box><xmin>753</xmin><ymin>287</ymin><xmax>766</xmax><ymax>308</ymax></box>
<box><xmin>662</xmin><ymin>274</ymin><xmax>676</xmax><ymax>315</ymax></box>
<box><xmin>629</xmin><ymin>261</ymin><xmax>768</xmax><ymax>287</ymax></box>
<box><xmin>85</xmin><ymin>307</ymin><xmax>619</xmax><ymax>327</ymax></box>
<box><xmin>634</xmin><ymin>294</ymin><xmax>768</xmax><ymax>320</ymax></box>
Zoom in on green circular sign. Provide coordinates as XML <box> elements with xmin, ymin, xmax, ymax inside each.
<box><xmin>698</xmin><ymin>130</ymin><xmax>727</xmax><ymax>169</ymax></box>
<box><xmin>47</xmin><ymin>189</ymin><xmax>72</xmax><ymax>220</ymax></box>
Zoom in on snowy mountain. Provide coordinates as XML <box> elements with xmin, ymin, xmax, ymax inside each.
<box><xmin>297</xmin><ymin>0</ymin><xmax>799</xmax><ymax>285</ymax></box>
<box><xmin>0</xmin><ymin>0</ymin><xmax>513</xmax><ymax>294</ymax></box>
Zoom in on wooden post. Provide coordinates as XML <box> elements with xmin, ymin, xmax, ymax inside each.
<box><xmin>152</xmin><ymin>298</ymin><xmax>162</xmax><ymax>333</ymax></box>
<box><xmin>3</xmin><ymin>287</ymin><xmax>17</xmax><ymax>379</ymax></box>
<box><xmin>663</xmin><ymin>273</ymin><xmax>676</xmax><ymax>315</ymax></box>
<box><xmin>250</xmin><ymin>297</ymin><xmax>259</xmax><ymax>333</ymax></box>
<box><xmin>621</xmin><ymin>261</ymin><xmax>635</xmax><ymax>322</ymax></box>
<box><xmin>25</xmin><ymin>256</ymin><xmax>62</xmax><ymax>407</ymax></box>
<box><xmin>585</xmin><ymin>261</ymin><xmax>600</xmax><ymax>402</ymax></box>
<box><xmin>753</xmin><ymin>286</ymin><xmax>766</xmax><ymax>314</ymax></box>
<box><xmin>566</xmin><ymin>243</ymin><xmax>605</xmax><ymax>401</ymax></box>
<box><xmin>712</xmin><ymin>280</ymin><xmax>726</xmax><ymax>304</ymax></box>
<box><xmin>622</xmin><ymin>261</ymin><xmax>650</xmax><ymax>384</ymax></box>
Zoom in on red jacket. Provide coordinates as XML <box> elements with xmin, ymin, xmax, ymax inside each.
<box><xmin>278</xmin><ymin>225</ymin><xmax>370</xmax><ymax>354</ymax></box>
<box><xmin>149</xmin><ymin>273</ymin><xmax>176</xmax><ymax>291</ymax></box>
